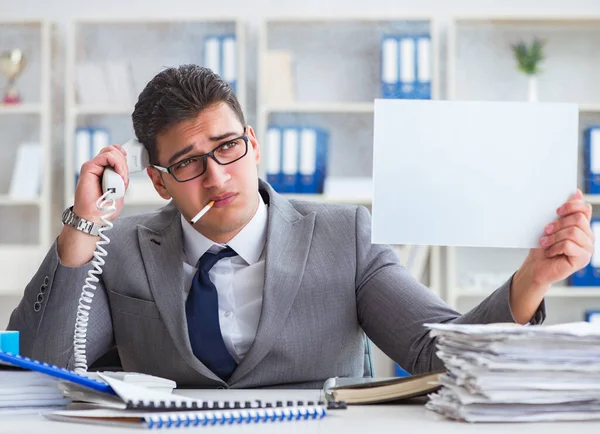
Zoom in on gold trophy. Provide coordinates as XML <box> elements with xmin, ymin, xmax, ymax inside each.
<box><xmin>0</xmin><ymin>50</ymin><xmax>26</xmax><ymax>104</ymax></box>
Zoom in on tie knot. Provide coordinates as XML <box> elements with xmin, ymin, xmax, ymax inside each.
<box><xmin>196</xmin><ymin>246</ymin><xmax>237</xmax><ymax>272</ymax></box>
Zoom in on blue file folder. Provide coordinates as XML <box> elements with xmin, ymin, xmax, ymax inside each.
<box><xmin>266</xmin><ymin>126</ymin><xmax>282</xmax><ymax>192</ymax></box>
<box><xmin>298</xmin><ymin>127</ymin><xmax>328</xmax><ymax>194</ymax></box>
<box><xmin>380</xmin><ymin>34</ymin><xmax>431</xmax><ymax>99</ymax></box>
<box><xmin>585</xmin><ymin>126</ymin><xmax>600</xmax><ymax>194</ymax></box>
<box><xmin>203</xmin><ymin>34</ymin><xmax>237</xmax><ymax>93</ymax></box>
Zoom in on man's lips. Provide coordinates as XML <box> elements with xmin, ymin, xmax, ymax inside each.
<box><xmin>210</xmin><ymin>193</ymin><xmax>236</xmax><ymax>202</ymax></box>
<box><xmin>210</xmin><ymin>193</ymin><xmax>237</xmax><ymax>208</ymax></box>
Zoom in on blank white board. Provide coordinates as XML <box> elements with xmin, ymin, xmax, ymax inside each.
<box><xmin>371</xmin><ymin>99</ymin><xmax>578</xmax><ymax>248</ymax></box>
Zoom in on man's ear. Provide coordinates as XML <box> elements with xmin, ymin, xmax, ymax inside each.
<box><xmin>147</xmin><ymin>167</ymin><xmax>172</xmax><ymax>200</ymax></box>
<box><xmin>246</xmin><ymin>125</ymin><xmax>260</xmax><ymax>165</ymax></box>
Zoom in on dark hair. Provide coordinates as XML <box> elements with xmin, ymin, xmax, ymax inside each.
<box><xmin>132</xmin><ymin>64</ymin><xmax>246</xmax><ymax>164</ymax></box>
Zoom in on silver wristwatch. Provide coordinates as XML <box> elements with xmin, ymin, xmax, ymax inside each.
<box><xmin>61</xmin><ymin>206</ymin><xmax>105</xmax><ymax>236</ymax></box>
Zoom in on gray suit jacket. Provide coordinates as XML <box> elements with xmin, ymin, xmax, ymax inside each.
<box><xmin>8</xmin><ymin>179</ymin><xmax>545</xmax><ymax>388</ymax></box>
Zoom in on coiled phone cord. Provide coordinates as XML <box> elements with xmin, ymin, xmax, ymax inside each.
<box><xmin>73</xmin><ymin>192</ymin><xmax>116</xmax><ymax>373</ymax></box>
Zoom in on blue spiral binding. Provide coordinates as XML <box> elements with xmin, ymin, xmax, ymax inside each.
<box><xmin>143</xmin><ymin>406</ymin><xmax>326</xmax><ymax>429</ymax></box>
<box><xmin>0</xmin><ymin>350</ymin><xmax>114</xmax><ymax>395</ymax></box>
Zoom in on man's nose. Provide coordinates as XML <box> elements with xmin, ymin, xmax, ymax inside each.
<box><xmin>202</xmin><ymin>157</ymin><xmax>230</xmax><ymax>189</ymax></box>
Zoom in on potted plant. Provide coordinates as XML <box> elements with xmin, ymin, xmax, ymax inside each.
<box><xmin>511</xmin><ymin>38</ymin><xmax>545</xmax><ymax>102</ymax></box>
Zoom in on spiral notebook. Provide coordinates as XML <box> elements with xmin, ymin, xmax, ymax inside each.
<box><xmin>47</xmin><ymin>405</ymin><xmax>327</xmax><ymax>428</ymax></box>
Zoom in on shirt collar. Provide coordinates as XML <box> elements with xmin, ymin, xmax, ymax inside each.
<box><xmin>181</xmin><ymin>192</ymin><xmax>267</xmax><ymax>266</ymax></box>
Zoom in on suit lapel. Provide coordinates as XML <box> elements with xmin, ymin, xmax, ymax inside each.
<box><xmin>137</xmin><ymin>204</ymin><xmax>224</xmax><ymax>384</ymax></box>
<box><xmin>230</xmin><ymin>184</ymin><xmax>315</xmax><ymax>384</ymax></box>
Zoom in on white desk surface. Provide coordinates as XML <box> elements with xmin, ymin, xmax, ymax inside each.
<box><xmin>1</xmin><ymin>389</ymin><xmax>600</xmax><ymax>433</ymax></box>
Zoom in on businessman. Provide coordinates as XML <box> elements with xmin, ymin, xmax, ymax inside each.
<box><xmin>8</xmin><ymin>65</ymin><xmax>594</xmax><ymax>388</ymax></box>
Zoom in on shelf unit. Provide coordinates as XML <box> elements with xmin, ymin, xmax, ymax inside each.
<box><xmin>257</xmin><ymin>16</ymin><xmax>442</xmax><ymax>293</ymax></box>
<box><xmin>257</xmin><ymin>16</ymin><xmax>439</xmax><ymax>204</ymax></box>
<box><xmin>63</xmin><ymin>18</ymin><xmax>246</xmax><ymax>212</ymax></box>
<box><xmin>446</xmin><ymin>16</ymin><xmax>600</xmax><ymax>321</ymax></box>
<box><xmin>0</xmin><ymin>21</ymin><xmax>52</xmax><ymax>298</ymax></box>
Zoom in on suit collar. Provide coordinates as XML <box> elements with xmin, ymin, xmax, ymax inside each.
<box><xmin>136</xmin><ymin>202</ymin><xmax>225</xmax><ymax>385</ymax></box>
<box><xmin>135</xmin><ymin>180</ymin><xmax>315</xmax><ymax>386</ymax></box>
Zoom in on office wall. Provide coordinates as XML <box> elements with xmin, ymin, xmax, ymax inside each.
<box><xmin>1</xmin><ymin>0</ymin><xmax>599</xmax><ymax>374</ymax></box>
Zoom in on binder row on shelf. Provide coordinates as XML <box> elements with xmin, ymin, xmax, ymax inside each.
<box><xmin>570</xmin><ymin>218</ymin><xmax>600</xmax><ymax>286</ymax></box>
<box><xmin>380</xmin><ymin>33</ymin><xmax>431</xmax><ymax>100</ymax></box>
<box><xmin>585</xmin><ymin>126</ymin><xmax>600</xmax><ymax>194</ymax></box>
<box><xmin>266</xmin><ymin>126</ymin><xmax>328</xmax><ymax>194</ymax></box>
<box><xmin>203</xmin><ymin>34</ymin><xmax>237</xmax><ymax>93</ymax></box>
<box><xmin>74</xmin><ymin>127</ymin><xmax>110</xmax><ymax>186</ymax></box>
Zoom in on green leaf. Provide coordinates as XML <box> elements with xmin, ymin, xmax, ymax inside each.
<box><xmin>511</xmin><ymin>38</ymin><xmax>545</xmax><ymax>75</ymax></box>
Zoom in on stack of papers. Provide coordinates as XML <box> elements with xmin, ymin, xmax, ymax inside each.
<box><xmin>0</xmin><ymin>370</ymin><xmax>70</xmax><ymax>415</ymax></box>
<box><xmin>423</xmin><ymin>322</ymin><xmax>600</xmax><ymax>422</ymax></box>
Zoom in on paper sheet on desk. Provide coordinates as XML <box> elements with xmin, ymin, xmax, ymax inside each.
<box><xmin>371</xmin><ymin>100</ymin><xmax>578</xmax><ymax>248</ymax></box>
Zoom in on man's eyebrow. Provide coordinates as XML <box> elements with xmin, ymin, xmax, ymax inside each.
<box><xmin>167</xmin><ymin>132</ymin><xmax>241</xmax><ymax>165</ymax></box>
<box><xmin>209</xmin><ymin>131</ymin><xmax>240</xmax><ymax>142</ymax></box>
<box><xmin>168</xmin><ymin>145</ymin><xmax>194</xmax><ymax>165</ymax></box>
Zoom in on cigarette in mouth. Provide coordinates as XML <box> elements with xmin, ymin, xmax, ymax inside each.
<box><xmin>190</xmin><ymin>201</ymin><xmax>214</xmax><ymax>224</ymax></box>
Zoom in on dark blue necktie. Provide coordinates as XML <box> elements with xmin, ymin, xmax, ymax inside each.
<box><xmin>186</xmin><ymin>246</ymin><xmax>238</xmax><ymax>381</ymax></box>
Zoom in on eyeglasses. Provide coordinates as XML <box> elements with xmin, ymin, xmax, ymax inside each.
<box><xmin>152</xmin><ymin>130</ymin><xmax>249</xmax><ymax>182</ymax></box>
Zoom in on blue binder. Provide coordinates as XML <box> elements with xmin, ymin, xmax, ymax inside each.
<box><xmin>585</xmin><ymin>126</ymin><xmax>600</xmax><ymax>194</ymax></box>
<box><xmin>280</xmin><ymin>127</ymin><xmax>300</xmax><ymax>193</ymax></box>
<box><xmin>74</xmin><ymin>127</ymin><xmax>93</xmax><ymax>187</ymax></box>
<box><xmin>414</xmin><ymin>34</ymin><xmax>431</xmax><ymax>99</ymax></box>
<box><xmin>298</xmin><ymin>127</ymin><xmax>328</xmax><ymax>194</ymax></box>
<box><xmin>380</xmin><ymin>33</ymin><xmax>432</xmax><ymax>99</ymax></box>
<box><xmin>380</xmin><ymin>36</ymin><xmax>399</xmax><ymax>98</ymax></box>
<box><xmin>585</xmin><ymin>309</ymin><xmax>600</xmax><ymax>322</ymax></box>
<box><xmin>397</xmin><ymin>35</ymin><xmax>416</xmax><ymax>99</ymax></box>
<box><xmin>570</xmin><ymin>218</ymin><xmax>600</xmax><ymax>286</ymax></box>
<box><xmin>203</xmin><ymin>34</ymin><xmax>237</xmax><ymax>93</ymax></box>
<box><xmin>266</xmin><ymin>126</ymin><xmax>283</xmax><ymax>192</ymax></box>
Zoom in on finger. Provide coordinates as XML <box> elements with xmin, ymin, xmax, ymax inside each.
<box><xmin>557</xmin><ymin>199</ymin><xmax>592</xmax><ymax>222</ymax></box>
<box><xmin>97</xmin><ymin>144</ymin><xmax>127</xmax><ymax>157</ymax></box>
<box><xmin>85</xmin><ymin>150</ymin><xmax>129</xmax><ymax>184</ymax></box>
<box><xmin>546</xmin><ymin>239</ymin><xmax>592</xmax><ymax>266</ymax></box>
<box><xmin>545</xmin><ymin>212</ymin><xmax>594</xmax><ymax>240</ymax></box>
<box><xmin>541</xmin><ymin>226</ymin><xmax>593</xmax><ymax>252</ymax></box>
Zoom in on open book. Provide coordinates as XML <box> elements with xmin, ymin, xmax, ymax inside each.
<box><xmin>323</xmin><ymin>371</ymin><xmax>443</xmax><ymax>404</ymax></box>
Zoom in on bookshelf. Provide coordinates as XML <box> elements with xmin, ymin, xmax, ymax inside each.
<box><xmin>257</xmin><ymin>16</ymin><xmax>442</xmax><ymax>292</ymax></box>
<box><xmin>63</xmin><ymin>18</ymin><xmax>247</xmax><ymax>213</ymax></box>
<box><xmin>446</xmin><ymin>16</ymin><xmax>600</xmax><ymax>323</ymax></box>
<box><xmin>257</xmin><ymin>16</ymin><xmax>439</xmax><ymax>201</ymax></box>
<box><xmin>0</xmin><ymin>21</ymin><xmax>52</xmax><ymax>301</ymax></box>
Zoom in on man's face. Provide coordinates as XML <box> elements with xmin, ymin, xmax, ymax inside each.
<box><xmin>148</xmin><ymin>102</ymin><xmax>261</xmax><ymax>243</ymax></box>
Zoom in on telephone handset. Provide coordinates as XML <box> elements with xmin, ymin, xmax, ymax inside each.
<box><xmin>73</xmin><ymin>139</ymin><xmax>150</xmax><ymax>374</ymax></box>
<box><xmin>101</xmin><ymin>139</ymin><xmax>150</xmax><ymax>200</ymax></box>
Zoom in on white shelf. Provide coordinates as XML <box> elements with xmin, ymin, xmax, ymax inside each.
<box><xmin>455</xmin><ymin>286</ymin><xmax>600</xmax><ymax>298</ymax></box>
<box><xmin>64</xmin><ymin>19</ymin><xmax>247</xmax><ymax>209</ymax></box>
<box><xmin>0</xmin><ymin>195</ymin><xmax>41</xmax><ymax>206</ymax></box>
<box><xmin>0</xmin><ymin>103</ymin><xmax>43</xmax><ymax>115</ymax></box>
<box><xmin>283</xmin><ymin>194</ymin><xmax>372</xmax><ymax>206</ymax></box>
<box><xmin>263</xmin><ymin>102</ymin><xmax>374</xmax><ymax>114</ymax></box>
<box><xmin>584</xmin><ymin>194</ymin><xmax>600</xmax><ymax>205</ymax></box>
<box><xmin>579</xmin><ymin>104</ymin><xmax>600</xmax><ymax>113</ymax></box>
<box><xmin>72</xmin><ymin>105</ymin><xmax>134</xmax><ymax>116</ymax></box>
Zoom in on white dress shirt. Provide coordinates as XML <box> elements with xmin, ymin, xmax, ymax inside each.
<box><xmin>181</xmin><ymin>195</ymin><xmax>267</xmax><ymax>363</ymax></box>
